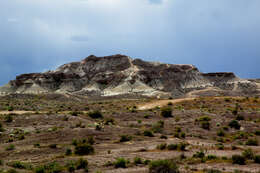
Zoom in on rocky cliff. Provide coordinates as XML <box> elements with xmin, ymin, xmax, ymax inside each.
<box><xmin>0</xmin><ymin>54</ymin><xmax>259</xmax><ymax>98</ymax></box>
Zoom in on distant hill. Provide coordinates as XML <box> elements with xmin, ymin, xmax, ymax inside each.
<box><xmin>0</xmin><ymin>54</ymin><xmax>259</xmax><ymax>98</ymax></box>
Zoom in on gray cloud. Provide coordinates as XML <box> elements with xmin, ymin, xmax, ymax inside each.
<box><xmin>0</xmin><ymin>0</ymin><xmax>259</xmax><ymax>85</ymax></box>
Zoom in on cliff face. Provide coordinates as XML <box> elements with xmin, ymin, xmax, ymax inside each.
<box><xmin>0</xmin><ymin>54</ymin><xmax>259</xmax><ymax>97</ymax></box>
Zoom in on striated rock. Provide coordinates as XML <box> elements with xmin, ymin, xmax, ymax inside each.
<box><xmin>0</xmin><ymin>54</ymin><xmax>259</xmax><ymax>97</ymax></box>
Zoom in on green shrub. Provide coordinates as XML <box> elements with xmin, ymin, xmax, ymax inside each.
<box><xmin>8</xmin><ymin>161</ymin><xmax>32</xmax><ymax>170</ymax></box>
<box><xmin>152</xmin><ymin>121</ymin><xmax>164</xmax><ymax>133</ymax></box>
<box><xmin>255</xmin><ymin>130</ymin><xmax>260</xmax><ymax>136</ymax></box>
<box><xmin>143</xmin><ymin>130</ymin><xmax>154</xmax><ymax>137</ymax></box>
<box><xmin>144</xmin><ymin>114</ymin><xmax>150</xmax><ymax>119</ymax></box>
<box><xmin>160</xmin><ymin>107</ymin><xmax>172</xmax><ymax>118</ymax></box>
<box><xmin>217</xmin><ymin>130</ymin><xmax>225</xmax><ymax>137</ymax></box>
<box><xmin>200</xmin><ymin>121</ymin><xmax>210</xmax><ymax>130</ymax></box>
<box><xmin>86</xmin><ymin>136</ymin><xmax>95</xmax><ymax>145</ymax></box>
<box><xmin>49</xmin><ymin>144</ymin><xmax>57</xmax><ymax>149</ymax></box>
<box><xmin>69</xmin><ymin>111</ymin><xmax>81</xmax><ymax>116</ymax></box>
<box><xmin>167</xmin><ymin>144</ymin><xmax>178</xmax><ymax>150</ymax></box>
<box><xmin>205</xmin><ymin>169</ymin><xmax>222</xmax><ymax>173</ymax></box>
<box><xmin>76</xmin><ymin>158</ymin><xmax>88</xmax><ymax>170</ymax></box>
<box><xmin>0</xmin><ymin>123</ymin><xmax>4</xmax><ymax>132</ymax></box>
<box><xmin>104</xmin><ymin>117</ymin><xmax>115</xmax><ymax>125</ymax></box>
<box><xmin>119</xmin><ymin>135</ymin><xmax>132</xmax><ymax>142</ymax></box>
<box><xmin>35</xmin><ymin>162</ymin><xmax>63</xmax><ymax>173</ymax></box>
<box><xmin>7</xmin><ymin>169</ymin><xmax>18</xmax><ymax>173</ymax></box>
<box><xmin>149</xmin><ymin>159</ymin><xmax>179</xmax><ymax>173</ymax></box>
<box><xmin>178</xmin><ymin>143</ymin><xmax>187</xmax><ymax>151</ymax></box>
<box><xmin>242</xmin><ymin>148</ymin><xmax>254</xmax><ymax>159</ymax></box>
<box><xmin>6</xmin><ymin>144</ymin><xmax>15</xmax><ymax>151</ymax></box>
<box><xmin>232</xmin><ymin>155</ymin><xmax>246</xmax><ymax>165</ymax></box>
<box><xmin>236</xmin><ymin>115</ymin><xmax>244</xmax><ymax>121</ymax></box>
<box><xmin>160</xmin><ymin>135</ymin><xmax>168</xmax><ymax>139</ymax></box>
<box><xmin>206</xmin><ymin>155</ymin><xmax>218</xmax><ymax>160</ymax></box>
<box><xmin>216</xmin><ymin>143</ymin><xmax>224</xmax><ymax>150</ymax></box>
<box><xmin>88</xmin><ymin>110</ymin><xmax>103</xmax><ymax>119</ymax></box>
<box><xmin>180</xmin><ymin>132</ymin><xmax>186</xmax><ymax>138</ymax></box>
<box><xmin>254</xmin><ymin>155</ymin><xmax>260</xmax><ymax>163</ymax></box>
<box><xmin>74</xmin><ymin>143</ymin><xmax>94</xmax><ymax>155</ymax></box>
<box><xmin>5</xmin><ymin>114</ymin><xmax>13</xmax><ymax>123</ymax></box>
<box><xmin>133</xmin><ymin>157</ymin><xmax>143</xmax><ymax>165</ymax></box>
<box><xmin>245</xmin><ymin>138</ymin><xmax>258</xmax><ymax>146</ymax></box>
<box><xmin>156</xmin><ymin>143</ymin><xmax>167</xmax><ymax>150</ymax></box>
<box><xmin>114</xmin><ymin>158</ymin><xmax>127</xmax><ymax>168</ymax></box>
<box><xmin>7</xmin><ymin>106</ymin><xmax>14</xmax><ymax>111</ymax></box>
<box><xmin>198</xmin><ymin>116</ymin><xmax>211</xmax><ymax>122</ymax></box>
<box><xmin>65</xmin><ymin>148</ymin><xmax>72</xmax><ymax>156</ymax></box>
<box><xmin>228</xmin><ymin>120</ymin><xmax>240</xmax><ymax>130</ymax></box>
<box><xmin>193</xmin><ymin>150</ymin><xmax>205</xmax><ymax>158</ymax></box>
<box><xmin>65</xmin><ymin>161</ymin><xmax>75</xmax><ymax>173</ymax></box>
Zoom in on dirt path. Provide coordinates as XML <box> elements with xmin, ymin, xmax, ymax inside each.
<box><xmin>138</xmin><ymin>98</ymin><xmax>195</xmax><ymax>110</ymax></box>
<box><xmin>0</xmin><ymin>110</ymin><xmax>35</xmax><ymax>115</ymax></box>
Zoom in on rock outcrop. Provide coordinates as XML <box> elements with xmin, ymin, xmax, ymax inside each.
<box><xmin>0</xmin><ymin>54</ymin><xmax>259</xmax><ymax>97</ymax></box>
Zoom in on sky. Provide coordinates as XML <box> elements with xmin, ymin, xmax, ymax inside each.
<box><xmin>0</xmin><ymin>0</ymin><xmax>260</xmax><ymax>85</ymax></box>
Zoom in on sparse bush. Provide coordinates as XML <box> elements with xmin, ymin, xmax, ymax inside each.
<box><xmin>206</xmin><ymin>155</ymin><xmax>217</xmax><ymax>160</ymax></box>
<box><xmin>236</xmin><ymin>115</ymin><xmax>244</xmax><ymax>121</ymax></box>
<box><xmin>198</xmin><ymin>116</ymin><xmax>211</xmax><ymax>122</ymax></box>
<box><xmin>200</xmin><ymin>121</ymin><xmax>210</xmax><ymax>130</ymax></box>
<box><xmin>66</xmin><ymin>161</ymin><xmax>75</xmax><ymax>173</ymax></box>
<box><xmin>167</xmin><ymin>144</ymin><xmax>178</xmax><ymax>150</ymax></box>
<box><xmin>167</xmin><ymin>102</ymin><xmax>173</xmax><ymax>106</ymax></box>
<box><xmin>86</xmin><ymin>136</ymin><xmax>95</xmax><ymax>145</ymax></box>
<box><xmin>133</xmin><ymin>157</ymin><xmax>142</xmax><ymax>165</ymax></box>
<box><xmin>216</xmin><ymin>143</ymin><xmax>224</xmax><ymax>150</ymax></box>
<box><xmin>104</xmin><ymin>117</ymin><xmax>115</xmax><ymax>125</ymax></box>
<box><xmin>232</xmin><ymin>155</ymin><xmax>246</xmax><ymax>165</ymax></box>
<box><xmin>149</xmin><ymin>159</ymin><xmax>179</xmax><ymax>173</ymax></box>
<box><xmin>180</xmin><ymin>132</ymin><xmax>186</xmax><ymax>138</ymax></box>
<box><xmin>193</xmin><ymin>150</ymin><xmax>205</xmax><ymax>158</ymax></box>
<box><xmin>66</xmin><ymin>148</ymin><xmax>72</xmax><ymax>156</ymax></box>
<box><xmin>254</xmin><ymin>155</ymin><xmax>260</xmax><ymax>163</ymax></box>
<box><xmin>49</xmin><ymin>144</ymin><xmax>57</xmax><ymax>149</ymax></box>
<box><xmin>5</xmin><ymin>114</ymin><xmax>13</xmax><ymax>123</ymax></box>
<box><xmin>35</xmin><ymin>162</ymin><xmax>63</xmax><ymax>173</ymax></box>
<box><xmin>160</xmin><ymin>135</ymin><xmax>167</xmax><ymax>139</ymax></box>
<box><xmin>114</xmin><ymin>158</ymin><xmax>127</xmax><ymax>168</ymax></box>
<box><xmin>160</xmin><ymin>107</ymin><xmax>172</xmax><ymax>118</ymax></box>
<box><xmin>8</xmin><ymin>161</ymin><xmax>32</xmax><ymax>170</ymax></box>
<box><xmin>0</xmin><ymin>123</ymin><xmax>4</xmax><ymax>132</ymax></box>
<box><xmin>7</xmin><ymin>169</ymin><xmax>18</xmax><ymax>173</ymax></box>
<box><xmin>74</xmin><ymin>143</ymin><xmax>94</xmax><ymax>155</ymax></box>
<box><xmin>69</xmin><ymin>111</ymin><xmax>81</xmax><ymax>116</ymax></box>
<box><xmin>76</xmin><ymin>158</ymin><xmax>88</xmax><ymax>170</ymax></box>
<box><xmin>119</xmin><ymin>135</ymin><xmax>132</xmax><ymax>142</ymax></box>
<box><xmin>217</xmin><ymin>130</ymin><xmax>225</xmax><ymax>137</ymax></box>
<box><xmin>156</xmin><ymin>143</ymin><xmax>167</xmax><ymax>150</ymax></box>
<box><xmin>205</xmin><ymin>169</ymin><xmax>222</xmax><ymax>173</ymax></box>
<box><xmin>7</xmin><ymin>106</ymin><xmax>14</xmax><ymax>111</ymax></box>
<box><xmin>229</xmin><ymin>120</ymin><xmax>240</xmax><ymax>130</ymax></box>
<box><xmin>143</xmin><ymin>130</ymin><xmax>154</xmax><ymax>137</ymax></box>
<box><xmin>152</xmin><ymin>121</ymin><xmax>164</xmax><ymax>133</ymax></box>
<box><xmin>242</xmin><ymin>148</ymin><xmax>254</xmax><ymax>159</ymax></box>
<box><xmin>178</xmin><ymin>143</ymin><xmax>187</xmax><ymax>151</ymax></box>
<box><xmin>6</xmin><ymin>144</ymin><xmax>15</xmax><ymax>151</ymax></box>
<box><xmin>245</xmin><ymin>138</ymin><xmax>258</xmax><ymax>146</ymax></box>
<box><xmin>255</xmin><ymin>130</ymin><xmax>260</xmax><ymax>136</ymax></box>
<box><xmin>88</xmin><ymin>110</ymin><xmax>103</xmax><ymax>119</ymax></box>
<box><xmin>144</xmin><ymin>114</ymin><xmax>150</xmax><ymax>119</ymax></box>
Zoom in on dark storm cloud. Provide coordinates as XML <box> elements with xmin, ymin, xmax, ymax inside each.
<box><xmin>0</xmin><ymin>0</ymin><xmax>259</xmax><ymax>85</ymax></box>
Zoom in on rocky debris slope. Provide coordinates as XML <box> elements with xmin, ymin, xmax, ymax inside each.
<box><xmin>0</xmin><ymin>54</ymin><xmax>259</xmax><ymax>97</ymax></box>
